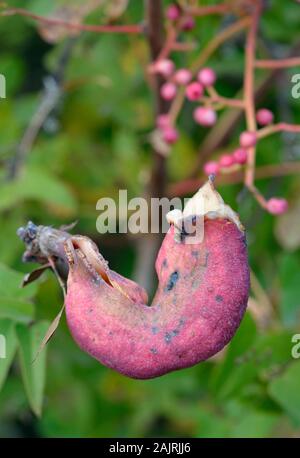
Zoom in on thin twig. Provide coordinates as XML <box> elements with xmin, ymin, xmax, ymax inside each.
<box><xmin>257</xmin><ymin>122</ymin><xmax>300</xmax><ymax>139</ymax></box>
<box><xmin>2</xmin><ymin>8</ymin><xmax>143</xmax><ymax>34</ymax></box>
<box><xmin>168</xmin><ymin>161</ymin><xmax>300</xmax><ymax>197</ymax></box>
<box><xmin>7</xmin><ymin>78</ymin><xmax>61</xmax><ymax>179</ymax></box>
<box><xmin>187</xmin><ymin>4</ymin><xmax>230</xmax><ymax>17</ymax></box>
<box><xmin>190</xmin><ymin>16</ymin><xmax>251</xmax><ymax>74</ymax></box>
<box><xmin>47</xmin><ymin>257</ymin><xmax>66</xmax><ymax>298</ymax></box>
<box><xmin>205</xmin><ymin>86</ymin><xmax>245</xmax><ymax>108</ymax></box>
<box><xmin>168</xmin><ymin>16</ymin><xmax>250</xmax><ymax>124</ymax></box>
<box><xmin>188</xmin><ymin>40</ymin><xmax>300</xmax><ymax>178</ymax></box>
<box><xmin>255</xmin><ymin>57</ymin><xmax>300</xmax><ymax>69</ymax></box>
<box><xmin>6</xmin><ymin>39</ymin><xmax>76</xmax><ymax>180</ymax></box>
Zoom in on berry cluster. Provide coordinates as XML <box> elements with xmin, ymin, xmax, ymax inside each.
<box><xmin>152</xmin><ymin>59</ymin><xmax>218</xmax><ymax>144</ymax></box>
<box><xmin>166</xmin><ymin>3</ymin><xmax>195</xmax><ymax>30</ymax></box>
<box><xmin>201</xmin><ymin>106</ymin><xmax>287</xmax><ymax>214</ymax></box>
<box><xmin>149</xmin><ymin>3</ymin><xmax>293</xmax><ymax>216</ymax></box>
<box><xmin>204</xmin><ymin>147</ymin><xmax>248</xmax><ymax>176</ymax></box>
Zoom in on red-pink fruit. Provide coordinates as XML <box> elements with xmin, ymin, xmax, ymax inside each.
<box><xmin>154</xmin><ymin>59</ymin><xmax>175</xmax><ymax>78</ymax></box>
<box><xmin>174</xmin><ymin>68</ymin><xmax>192</xmax><ymax>85</ymax></box>
<box><xmin>64</xmin><ymin>181</ymin><xmax>250</xmax><ymax>379</ymax></box>
<box><xmin>166</xmin><ymin>4</ymin><xmax>181</xmax><ymax>20</ymax></box>
<box><xmin>162</xmin><ymin>126</ymin><xmax>179</xmax><ymax>144</ymax></box>
<box><xmin>197</xmin><ymin>68</ymin><xmax>216</xmax><ymax>87</ymax></box>
<box><xmin>186</xmin><ymin>82</ymin><xmax>204</xmax><ymax>101</ymax></box>
<box><xmin>239</xmin><ymin>131</ymin><xmax>257</xmax><ymax>148</ymax></box>
<box><xmin>256</xmin><ymin>108</ymin><xmax>274</xmax><ymax>126</ymax></box>
<box><xmin>161</xmin><ymin>82</ymin><xmax>177</xmax><ymax>100</ymax></box>
<box><xmin>266</xmin><ymin>197</ymin><xmax>288</xmax><ymax>215</ymax></box>
<box><xmin>233</xmin><ymin>148</ymin><xmax>247</xmax><ymax>164</ymax></box>
<box><xmin>156</xmin><ymin>114</ymin><xmax>171</xmax><ymax>129</ymax></box>
<box><xmin>181</xmin><ymin>16</ymin><xmax>195</xmax><ymax>30</ymax></box>
<box><xmin>204</xmin><ymin>161</ymin><xmax>219</xmax><ymax>176</ymax></box>
<box><xmin>193</xmin><ymin>106</ymin><xmax>217</xmax><ymax>126</ymax></box>
<box><xmin>219</xmin><ymin>154</ymin><xmax>234</xmax><ymax>168</ymax></box>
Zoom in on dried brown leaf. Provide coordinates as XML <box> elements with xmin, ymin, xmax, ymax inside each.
<box><xmin>21</xmin><ymin>264</ymin><xmax>50</xmax><ymax>288</ymax></box>
<box><xmin>33</xmin><ymin>304</ymin><xmax>65</xmax><ymax>362</ymax></box>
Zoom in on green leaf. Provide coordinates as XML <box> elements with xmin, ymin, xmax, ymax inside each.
<box><xmin>0</xmin><ymin>319</ymin><xmax>18</xmax><ymax>391</ymax></box>
<box><xmin>0</xmin><ymin>214</ymin><xmax>26</xmax><ymax>264</ymax></box>
<box><xmin>0</xmin><ymin>264</ymin><xmax>36</xmax><ymax>323</ymax></box>
<box><xmin>16</xmin><ymin>321</ymin><xmax>50</xmax><ymax>416</ymax></box>
<box><xmin>0</xmin><ymin>262</ymin><xmax>37</xmax><ymax>300</ymax></box>
<box><xmin>268</xmin><ymin>362</ymin><xmax>300</xmax><ymax>426</ymax></box>
<box><xmin>0</xmin><ymin>298</ymin><xmax>35</xmax><ymax>323</ymax></box>
<box><xmin>230</xmin><ymin>411</ymin><xmax>278</xmax><ymax>438</ymax></box>
<box><xmin>255</xmin><ymin>331</ymin><xmax>293</xmax><ymax>380</ymax></box>
<box><xmin>278</xmin><ymin>254</ymin><xmax>300</xmax><ymax>326</ymax></box>
<box><xmin>0</xmin><ymin>166</ymin><xmax>77</xmax><ymax>216</ymax></box>
<box><xmin>211</xmin><ymin>313</ymin><xmax>257</xmax><ymax>398</ymax></box>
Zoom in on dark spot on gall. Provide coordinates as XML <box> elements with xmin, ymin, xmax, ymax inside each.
<box><xmin>165</xmin><ymin>333</ymin><xmax>172</xmax><ymax>343</ymax></box>
<box><xmin>150</xmin><ymin>348</ymin><xmax>158</xmax><ymax>354</ymax></box>
<box><xmin>152</xmin><ymin>326</ymin><xmax>159</xmax><ymax>335</ymax></box>
<box><xmin>165</xmin><ymin>270</ymin><xmax>179</xmax><ymax>291</ymax></box>
<box><xmin>162</xmin><ymin>258</ymin><xmax>168</xmax><ymax>268</ymax></box>
<box><xmin>179</xmin><ymin>318</ymin><xmax>185</xmax><ymax>327</ymax></box>
<box><xmin>215</xmin><ymin>295</ymin><xmax>223</xmax><ymax>302</ymax></box>
<box><xmin>165</xmin><ymin>329</ymin><xmax>179</xmax><ymax>344</ymax></box>
<box><xmin>203</xmin><ymin>251</ymin><xmax>209</xmax><ymax>267</ymax></box>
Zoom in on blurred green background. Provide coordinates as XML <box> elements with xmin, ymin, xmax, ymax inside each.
<box><xmin>0</xmin><ymin>0</ymin><xmax>300</xmax><ymax>438</ymax></box>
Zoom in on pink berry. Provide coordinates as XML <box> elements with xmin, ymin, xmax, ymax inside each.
<box><xmin>266</xmin><ymin>198</ymin><xmax>288</xmax><ymax>215</ymax></box>
<box><xmin>197</xmin><ymin>68</ymin><xmax>216</xmax><ymax>87</ymax></box>
<box><xmin>233</xmin><ymin>148</ymin><xmax>248</xmax><ymax>164</ymax></box>
<box><xmin>219</xmin><ymin>154</ymin><xmax>234</xmax><ymax>168</ymax></box>
<box><xmin>193</xmin><ymin>106</ymin><xmax>217</xmax><ymax>127</ymax></box>
<box><xmin>174</xmin><ymin>68</ymin><xmax>192</xmax><ymax>85</ymax></box>
<box><xmin>162</xmin><ymin>126</ymin><xmax>179</xmax><ymax>144</ymax></box>
<box><xmin>204</xmin><ymin>161</ymin><xmax>219</xmax><ymax>176</ymax></box>
<box><xmin>239</xmin><ymin>131</ymin><xmax>257</xmax><ymax>148</ymax></box>
<box><xmin>154</xmin><ymin>59</ymin><xmax>175</xmax><ymax>78</ymax></box>
<box><xmin>166</xmin><ymin>4</ymin><xmax>181</xmax><ymax>21</ymax></box>
<box><xmin>256</xmin><ymin>108</ymin><xmax>274</xmax><ymax>126</ymax></box>
<box><xmin>185</xmin><ymin>82</ymin><xmax>204</xmax><ymax>101</ymax></box>
<box><xmin>181</xmin><ymin>16</ymin><xmax>195</xmax><ymax>30</ymax></box>
<box><xmin>161</xmin><ymin>82</ymin><xmax>177</xmax><ymax>100</ymax></box>
<box><xmin>156</xmin><ymin>114</ymin><xmax>171</xmax><ymax>129</ymax></box>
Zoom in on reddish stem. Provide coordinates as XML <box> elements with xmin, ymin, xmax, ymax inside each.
<box><xmin>255</xmin><ymin>57</ymin><xmax>300</xmax><ymax>69</ymax></box>
<box><xmin>246</xmin><ymin>184</ymin><xmax>268</xmax><ymax>208</ymax></box>
<box><xmin>2</xmin><ymin>8</ymin><xmax>143</xmax><ymax>34</ymax></box>
<box><xmin>168</xmin><ymin>162</ymin><xmax>300</xmax><ymax>197</ymax></box>
<box><xmin>168</xmin><ymin>16</ymin><xmax>250</xmax><ymax>123</ymax></box>
<box><xmin>187</xmin><ymin>4</ymin><xmax>230</xmax><ymax>16</ymax></box>
<box><xmin>156</xmin><ymin>24</ymin><xmax>178</xmax><ymax>61</ymax></box>
<box><xmin>257</xmin><ymin>122</ymin><xmax>300</xmax><ymax>139</ymax></box>
<box><xmin>244</xmin><ymin>4</ymin><xmax>261</xmax><ymax>189</ymax></box>
<box><xmin>206</xmin><ymin>86</ymin><xmax>245</xmax><ymax>109</ymax></box>
<box><xmin>201</xmin><ymin>95</ymin><xmax>245</xmax><ymax>109</ymax></box>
